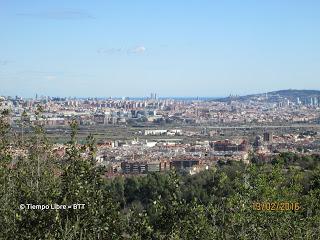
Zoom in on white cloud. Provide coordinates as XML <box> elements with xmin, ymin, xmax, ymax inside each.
<box><xmin>128</xmin><ymin>46</ymin><xmax>146</xmax><ymax>54</ymax></box>
<box><xmin>0</xmin><ymin>60</ymin><xmax>8</xmax><ymax>66</ymax></box>
<box><xmin>45</xmin><ymin>75</ymin><xmax>57</xmax><ymax>80</ymax></box>
<box><xmin>97</xmin><ymin>45</ymin><xmax>147</xmax><ymax>55</ymax></box>
<box><xmin>97</xmin><ymin>48</ymin><xmax>122</xmax><ymax>54</ymax></box>
<box><xmin>17</xmin><ymin>9</ymin><xmax>94</xmax><ymax>20</ymax></box>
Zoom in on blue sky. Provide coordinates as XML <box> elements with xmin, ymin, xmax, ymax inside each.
<box><xmin>0</xmin><ymin>0</ymin><xmax>320</xmax><ymax>97</ymax></box>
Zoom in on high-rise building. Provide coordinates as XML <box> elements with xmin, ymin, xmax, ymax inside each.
<box><xmin>296</xmin><ymin>97</ymin><xmax>301</xmax><ymax>105</ymax></box>
<box><xmin>310</xmin><ymin>97</ymin><xmax>314</xmax><ymax>106</ymax></box>
<box><xmin>314</xmin><ymin>97</ymin><xmax>318</xmax><ymax>106</ymax></box>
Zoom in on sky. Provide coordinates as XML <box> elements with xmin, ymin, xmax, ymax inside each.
<box><xmin>0</xmin><ymin>0</ymin><xmax>320</xmax><ymax>98</ymax></box>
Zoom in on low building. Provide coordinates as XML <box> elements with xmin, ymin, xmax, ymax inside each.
<box><xmin>213</xmin><ymin>140</ymin><xmax>248</xmax><ymax>152</ymax></box>
<box><xmin>144</xmin><ymin>129</ymin><xmax>168</xmax><ymax>136</ymax></box>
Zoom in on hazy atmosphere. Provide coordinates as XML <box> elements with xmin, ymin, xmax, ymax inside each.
<box><xmin>1</xmin><ymin>0</ymin><xmax>320</xmax><ymax>97</ymax></box>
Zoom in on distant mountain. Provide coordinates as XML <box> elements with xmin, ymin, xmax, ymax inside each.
<box><xmin>217</xmin><ymin>89</ymin><xmax>320</xmax><ymax>102</ymax></box>
<box><xmin>268</xmin><ymin>89</ymin><xmax>320</xmax><ymax>98</ymax></box>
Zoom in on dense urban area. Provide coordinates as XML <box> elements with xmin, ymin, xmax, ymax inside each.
<box><xmin>1</xmin><ymin>89</ymin><xmax>320</xmax><ymax>239</ymax></box>
<box><xmin>2</xmin><ymin>90</ymin><xmax>320</xmax><ymax>176</ymax></box>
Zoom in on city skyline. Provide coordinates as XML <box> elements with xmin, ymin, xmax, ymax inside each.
<box><xmin>3</xmin><ymin>88</ymin><xmax>320</xmax><ymax>100</ymax></box>
<box><xmin>1</xmin><ymin>1</ymin><xmax>320</xmax><ymax>97</ymax></box>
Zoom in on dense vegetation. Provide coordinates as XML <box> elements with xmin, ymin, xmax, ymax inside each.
<box><xmin>1</xmin><ymin>109</ymin><xmax>320</xmax><ymax>239</ymax></box>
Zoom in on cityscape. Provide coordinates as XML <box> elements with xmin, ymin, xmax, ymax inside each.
<box><xmin>2</xmin><ymin>89</ymin><xmax>320</xmax><ymax>177</ymax></box>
